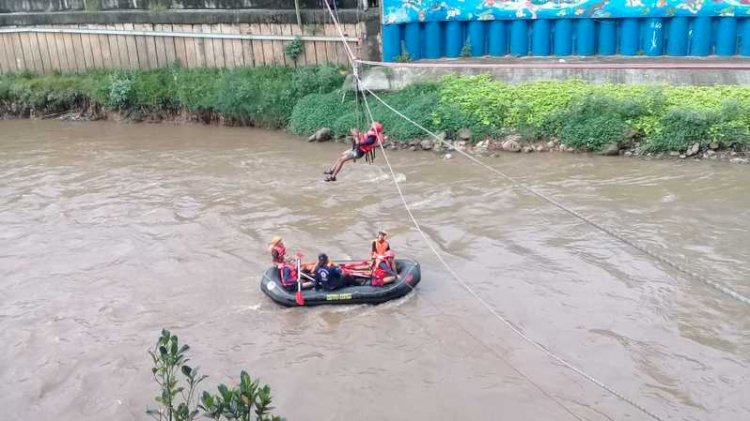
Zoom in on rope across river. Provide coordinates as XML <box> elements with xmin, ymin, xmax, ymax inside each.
<box><xmin>321</xmin><ymin>3</ymin><xmax>745</xmax><ymax>420</ymax></box>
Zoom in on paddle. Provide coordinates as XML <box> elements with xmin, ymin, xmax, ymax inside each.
<box><xmin>295</xmin><ymin>258</ymin><xmax>304</xmax><ymax>306</ymax></box>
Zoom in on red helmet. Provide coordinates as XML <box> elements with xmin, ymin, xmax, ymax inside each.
<box><xmin>371</xmin><ymin>121</ymin><xmax>383</xmax><ymax>134</ymax></box>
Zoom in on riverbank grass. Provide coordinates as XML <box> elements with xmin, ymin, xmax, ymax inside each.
<box><xmin>290</xmin><ymin>75</ymin><xmax>750</xmax><ymax>154</ymax></box>
<box><xmin>2</xmin><ymin>68</ymin><xmax>750</xmax><ymax>155</ymax></box>
<box><xmin>0</xmin><ymin>65</ymin><xmax>345</xmax><ymax>128</ymax></box>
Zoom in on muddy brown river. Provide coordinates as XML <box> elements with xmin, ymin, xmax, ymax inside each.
<box><xmin>1</xmin><ymin>120</ymin><xmax>748</xmax><ymax>421</ymax></box>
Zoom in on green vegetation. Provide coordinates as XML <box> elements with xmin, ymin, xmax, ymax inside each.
<box><xmin>433</xmin><ymin>75</ymin><xmax>750</xmax><ymax>152</ymax></box>
<box><xmin>460</xmin><ymin>41</ymin><xmax>472</xmax><ymax>58</ymax></box>
<box><xmin>2</xmin><ymin>67</ymin><xmax>749</xmax><ymax>153</ymax></box>
<box><xmin>0</xmin><ymin>65</ymin><xmax>344</xmax><ymax>128</ymax></box>
<box><xmin>83</xmin><ymin>0</ymin><xmax>102</xmax><ymax>12</ymax></box>
<box><xmin>289</xmin><ymin>74</ymin><xmax>750</xmax><ymax>152</ymax></box>
<box><xmin>395</xmin><ymin>41</ymin><xmax>412</xmax><ymax>63</ymax></box>
<box><xmin>147</xmin><ymin>0</ymin><xmax>171</xmax><ymax>13</ymax></box>
<box><xmin>148</xmin><ymin>329</ymin><xmax>283</xmax><ymax>421</ymax></box>
<box><xmin>284</xmin><ymin>37</ymin><xmax>305</xmax><ymax>63</ymax></box>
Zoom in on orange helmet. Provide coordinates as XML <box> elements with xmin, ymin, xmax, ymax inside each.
<box><xmin>371</xmin><ymin>121</ymin><xmax>383</xmax><ymax>134</ymax></box>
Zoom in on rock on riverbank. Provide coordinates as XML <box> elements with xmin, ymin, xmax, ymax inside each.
<box><xmin>318</xmin><ymin>127</ymin><xmax>750</xmax><ymax>164</ymax></box>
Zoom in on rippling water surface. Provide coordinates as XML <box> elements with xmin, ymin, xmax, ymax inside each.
<box><xmin>1</xmin><ymin>120</ymin><xmax>748</xmax><ymax>421</ymax></box>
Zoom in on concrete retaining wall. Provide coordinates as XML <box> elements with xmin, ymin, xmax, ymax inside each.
<box><xmin>357</xmin><ymin>58</ymin><xmax>750</xmax><ymax>89</ymax></box>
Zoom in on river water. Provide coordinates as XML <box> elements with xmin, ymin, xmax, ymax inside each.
<box><xmin>0</xmin><ymin>120</ymin><xmax>748</xmax><ymax>421</ymax></box>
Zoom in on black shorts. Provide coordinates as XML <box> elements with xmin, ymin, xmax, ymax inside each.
<box><xmin>343</xmin><ymin>148</ymin><xmax>365</xmax><ymax>160</ymax></box>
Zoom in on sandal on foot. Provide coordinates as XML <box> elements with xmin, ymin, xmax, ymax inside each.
<box><xmin>323</xmin><ymin>169</ymin><xmax>333</xmax><ymax>175</ymax></box>
<box><xmin>324</xmin><ymin>175</ymin><xmax>337</xmax><ymax>182</ymax></box>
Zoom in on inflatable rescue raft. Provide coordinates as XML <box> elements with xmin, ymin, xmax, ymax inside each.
<box><xmin>260</xmin><ymin>259</ymin><xmax>421</xmax><ymax>307</ymax></box>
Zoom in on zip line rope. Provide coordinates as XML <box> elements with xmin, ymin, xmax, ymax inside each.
<box><xmin>321</xmin><ymin>3</ymin><xmax>675</xmax><ymax>420</ymax></box>
<box><xmin>359</xmin><ymin>88</ymin><xmax>666</xmax><ymax>421</ymax></box>
<box><xmin>323</xmin><ymin>3</ymin><xmax>746</xmax><ymax>309</ymax></box>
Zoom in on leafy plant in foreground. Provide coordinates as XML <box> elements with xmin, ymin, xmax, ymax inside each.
<box><xmin>147</xmin><ymin>330</ymin><xmax>283</xmax><ymax>421</ymax></box>
<box><xmin>200</xmin><ymin>372</ymin><xmax>282</xmax><ymax>421</ymax></box>
<box><xmin>147</xmin><ymin>330</ymin><xmax>206</xmax><ymax>421</ymax></box>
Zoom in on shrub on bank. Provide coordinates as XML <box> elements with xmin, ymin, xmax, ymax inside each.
<box><xmin>3</xmin><ymin>68</ymin><xmax>750</xmax><ymax>153</ymax></box>
<box><xmin>0</xmin><ymin>65</ymin><xmax>344</xmax><ymax>128</ymax></box>
<box><xmin>0</xmin><ymin>71</ymin><xmax>109</xmax><ymax>115</ymax></box>
<box><xmin>436</xmin><ymin>76</ymin><xmax>750</xmax><ymax>152</ymax></box>
<box><xmin>289</xmin><ymin>83</ymin><xmax>495</xmax><ymax>142</ymax></box>
<box><xmin>290</xmin><ymin>75</ymin><xmax>750</xmax><ymax>152</ymax></box>
<box><xmin>550</xmin><ymin>95</ymin><xmax>629</xmax><ymax>151</ymax></box>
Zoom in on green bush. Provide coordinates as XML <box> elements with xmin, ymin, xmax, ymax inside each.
<box><xmin>108</xmin><ymin>72</ymin><xmax>134</xmax><ymax>109</ymax></box>
<box><xmin>436</xmin><ymin>75</ymin><xmax>750</xmax><ymax>152</ymax></box>
<box><xmin>174</xmin><ymin>68</ymin><xmax>223</xmax><ymax>111</ymax></box>
<box><xmin>379</xmin><ymin>88</ymin><xmax>441</xmax><ymax>141</ymax></box>
<box><xmin>1</xmin><ymin>65</ymin><xmax>343</xmax><ymax>128</ymax></box>
<box><xmin>439</xmin><ymin>74</ymin><xmax>513</xmax><ymax>127</ymax></box>
<box><xmin>331</xmin><ymin>110</ymin><xmax>366</xmax><ymax>138</ymax></box>
<box><xmin>0</xmin><ymin>72</ymin><xmax>108</xmax><ymax>114</ymax></box>
<box><xmin>215</xmin><ymin>68</ymin><xmax>294</xmax><ymax>127</ymax></box>
<box><xmin>284</xmin><ymin>37</ymin><xmax>304</xmax><ymax>63</ymax></box>
<box><xmin>5</xmin><ymin>69</ymin><xmax>750</xmax><ymax>153</ymax></box>
<box><xmin>648</xmin><ymin>108</ymin><xmax>716</xmax><ymax>152</ymax></box>
<box><xmin>148</xmin><ymin>330</ymin><xmax>283</xmax><ymax>421</ymax></box>
<box><xmin>555</xmin><ymin>95</ymin><xmax>628</xmax><ymax>150</ymax></box>
<box><xmin>711</xmin><ymin>120</ymin><xmax>750</xmax><ymax>149</ymax></box>
<box><xmin>130</xmin><ymin>69</ymin><xmax>178</xmax><ymax>110</ymax></box>
<box><xmin>291</xmin><ymin>65</ymin><xmax>344</xmax><ymax>96</ymax></box>
<box><xmin>289</xmin><ymin>90</ymin><xmax>351</xmax><ymax>136</ymax></box>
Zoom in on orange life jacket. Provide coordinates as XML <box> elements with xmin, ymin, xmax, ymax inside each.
<box><xmin>372</xmin><ymin>239</ymin><xmax>390</xmax><ymax>256</ymax></box>
<box><xmin>357</xmin><ymin>129</ymin><xmax>383</xmax><ymax>154</ymax></box>
<box><xmin>271</xmin><ymin>244</ymin><xmax>286</xmax><ymax>265</ymax></box>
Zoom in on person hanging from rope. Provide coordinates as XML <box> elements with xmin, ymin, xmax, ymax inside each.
<box><xmin>323</xmin><ymin>121</ymin><xmax>385</xmax><ymax>182</ymax></box>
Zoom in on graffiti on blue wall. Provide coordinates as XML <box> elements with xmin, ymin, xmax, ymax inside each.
<box><xmin>382</xmin><ymin>0</ymin><xmax>750</xmax><ymax>24</ymax></box>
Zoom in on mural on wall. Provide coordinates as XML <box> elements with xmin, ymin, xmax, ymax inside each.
<box><xmin>382</xmin><ymin>0</ymin><xmax>750</xmax><ymax>24</ymax></box>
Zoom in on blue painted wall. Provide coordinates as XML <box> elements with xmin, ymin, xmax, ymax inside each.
<box><xmin>381</xmin><ymin>0</ymin><xmax>750</xmax><ymax>60</ymax></box>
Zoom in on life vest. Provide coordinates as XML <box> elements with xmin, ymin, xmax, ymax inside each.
<box><xmin>371</xmin><ymin>260</ymin><xmax>394</xmax><ymax>287</ymax></box>
<box><xmin>278</xmin><ymin>263</ymin><xmax>298</xmax><ymax>289</ymax></box>
<box><xmin>271</xmin><ymin>244</ymin><xmax>286</xmax><ymax>264</ymax></box>
<box><xmin>356</xmin><ymin>129</ymin><xmax>383</xmax><ymax>163</ymax></box>
<box><xmin>372</xmin><ymin>239</ymin><xmax>390</xmax><ymax>257</ymax></box>
<box><xmin>357</xmin><ymin>129</ymin><xmax>382</xmax><ymax>153</ymax></box>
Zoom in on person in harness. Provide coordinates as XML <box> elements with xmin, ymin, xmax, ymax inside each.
<box><xmin>371</xmin><ymin>250</ymin><xmax>398</xmax><ymax>287</ymax></box>
<box><xmin>323</xmin><ymin>121</ymin><xmax>385</xmax><ymax>182</ymax></box>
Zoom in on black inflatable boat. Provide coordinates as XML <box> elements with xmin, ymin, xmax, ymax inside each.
<box><xmin>260</xmin><ymin>259</ymin><xmax>421</xmax><ymax>307</ymax></box>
